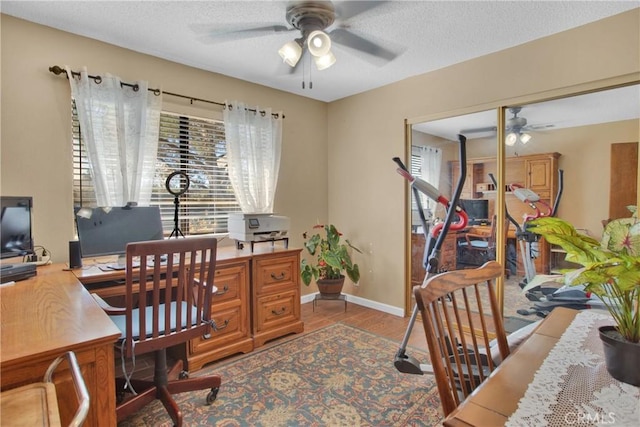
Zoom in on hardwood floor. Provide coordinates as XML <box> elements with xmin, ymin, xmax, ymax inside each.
<box><xmin>116</xmin><ymin>301</ymin><xmax>429</xmax><ymax>381</ymax></box>
<box><xmin>302</xmin><ymin>300</ymin><xmax>428</xmax><ymax>351</ymax></box>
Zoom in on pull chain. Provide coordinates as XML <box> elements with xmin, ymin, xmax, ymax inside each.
<box><xmin>300</xmin><ymin>53</ymin><xmax>313</xmax><ymax>90</ymax></box>
<box><xmin>309</xmin><ymin>53</ymin><xmax>313</xmax><ymax>89</ymax></box>
<box><xmin>301</xmin><ymin>53</ymin><xmax>306</xmax><ymax>89</ymax></box>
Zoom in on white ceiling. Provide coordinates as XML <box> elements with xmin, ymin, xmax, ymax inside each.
<box><xmin>2</xmin><ymin>0</ymin><xmax>638</xmax><ymax>103</ymax></box>
<box><xmin>413</xmin><ymin>85</ymin><xmax>640</xmax><ymax>140</ymax></box>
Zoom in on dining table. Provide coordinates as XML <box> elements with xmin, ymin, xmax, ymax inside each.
<box><xmin>443</xmin><ymin>306</ymin><xmax>640</xmax><ymax>426</ymax></box>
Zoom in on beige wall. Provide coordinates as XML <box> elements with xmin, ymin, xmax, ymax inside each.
<box><xmin>328</xmin><ymin>9</ymin><xmax>639</xmax><ymax>309</ymax></box>
<box><xmin>1</xmin><ymin>15</ymin><xmax>327</xmax><ymax>273</ymax></box>
<box><xmin>2</xmin><ymin>10</ymin><xmax>639</xmax><ymax>313</ymax></box>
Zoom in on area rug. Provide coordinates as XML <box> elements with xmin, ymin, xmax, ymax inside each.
<box><xmin>119</xmin><ymin>323</ymin><xmax>443</xmax><ymax>426</ymax></box>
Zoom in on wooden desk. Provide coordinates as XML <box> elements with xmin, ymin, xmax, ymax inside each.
<box><xmin>72</xmin><ymin>244</ymin><xmax>304</xmax><ymax>370</ymax></box>
<box><xmin>444</xmin><ymin>307</ymin><xmax>579</xmax><ymax>426</ymax></box>
<box><xmin>1</xmin><ymin>265</ymin><xmax>121</xmax><ymax>426</ymax></box>
<box><xmin>467</xmin><ymin>224</ymin><xmax>517</xmax><ymax>240</ymax></box>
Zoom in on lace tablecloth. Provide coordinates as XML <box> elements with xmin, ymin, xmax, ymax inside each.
<box><xmin>505</xmin><ymin>310</ymin><xmax>640</xmax><ymax>426</ymax></box>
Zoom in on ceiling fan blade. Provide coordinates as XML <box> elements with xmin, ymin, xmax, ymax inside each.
<box><xmin>525</xmin><ymin>124</ymin><xmax>556</xmax><ymax>131</ymax></box>
<box><xmin>228</xmin><ymin>25</ymin><xmax>293</xmax><ymax>36</ymax></box>
<box><xmin>191</xmin><ymin>23</ymin><xmax>293</xmax><ymax>44</ymax></box>
<box><xmin>328</xmin><ymin>28</ymin><xmax>398</xmax><ymax>62</ymax></box>
<box><xmin>460</xmin><ymin>126</ymin><xmax>497</xmax><ymax>134</ymax></box>
<box><xmin>462</xmin><ymin>123</ymin><xmax>555</xmax><ymax>136</ymax></box>
<box><xmin>334</xmin><ymin>1</ymin><xmax>389</xmax><ymax>20</ymax></box>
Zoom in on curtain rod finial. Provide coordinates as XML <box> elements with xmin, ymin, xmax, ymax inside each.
<box><xmin>49</xmin><ymin>65</ymin><xmax>66</xmax><ymax>76</ymax></box>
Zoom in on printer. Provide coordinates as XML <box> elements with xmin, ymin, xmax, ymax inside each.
<box><xmin>228</xmin><ymin>213</ymin><xmax>290</xmax><ymax>250</ymax></box>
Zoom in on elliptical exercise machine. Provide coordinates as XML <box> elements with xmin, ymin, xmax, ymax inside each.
<box><xmin>488</xmin><ymin>170</ymin><xmax>563</xmax><ymax>290</ymax></box>
<box><xmin>489</xmin><ymin>171</ymin><xmax>597</xmax><ymax>316</ymax></box>
<box><xmin>511</xmin><ymin>172</ymin><xmax>563</xmax><ymax>289</ymax></box>
<box><xmin>393</xmin><ymin>134</ymin><xmax>469</xmax><ymax>375</ymax></box>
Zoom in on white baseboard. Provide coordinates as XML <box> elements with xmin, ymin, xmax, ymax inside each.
<box><xmin>301</xmin><ymin>292</ymin><xmax>404</xmax><ymax>317</ymax></box>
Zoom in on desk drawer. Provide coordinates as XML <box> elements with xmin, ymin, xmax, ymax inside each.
<box><xmin>440</xmin><ymin>233</ymin><xmax>458</xmax><ymax>271</ymax></box>
<box><xmin>212</xmin><ymin>264</ymin><xmax>244</xmax><ymax>304</ymax></box>
<box><xmin>254</xmin><ymin>290</ymin><xmax>298</xmax><ymax>333</ymax></box>
<box><xmin>254</xmin><ymin>254</ymin><xmax>298</xmax><ymax>295</ymax></box>
<box><xmin>190</xmin><ymin>306</ymin><xmax>245</xmax><ymax>352</ymax></box>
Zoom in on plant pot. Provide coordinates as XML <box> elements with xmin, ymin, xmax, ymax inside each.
<box><xmin>599</xmin><ymin>325</ymin><xmax>640</xmax><ymax>387</ymax></box>
<box><xmin>317</xmin><ymin>276</ymin><xmax>345</xmax><ymax>299</ymax></box>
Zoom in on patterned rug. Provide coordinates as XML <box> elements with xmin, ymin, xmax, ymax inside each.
<box><xmin>119</xmin><ymin>323</ymin><xmax>443</xmax><ymax>426</ymax></box>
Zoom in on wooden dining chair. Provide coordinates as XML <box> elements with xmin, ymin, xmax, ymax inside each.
<box><xmin>414</xmin><ymin>260</ymin><xmax>510</xmax><ymax>417</ymax></box>
<box><xmin>92</xmin><ymin>236</ymin><xmax>221</xmax><ymax>427</ymax></box>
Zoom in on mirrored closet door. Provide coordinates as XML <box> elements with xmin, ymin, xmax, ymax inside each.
<box><xmin>408</xmin><ymin>82</ymin><xmax>640</xmax><ymax>316</ymax></box>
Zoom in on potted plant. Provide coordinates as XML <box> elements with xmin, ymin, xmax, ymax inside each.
<box><xmin>300</xmin><ymin>224</ymin><xmax>362</xmax><ymax>297</ymax></box>
<box><xmin>527</xmin><ymin>209</ymin><xmax>640</xmax><ymax>386</ymax></box>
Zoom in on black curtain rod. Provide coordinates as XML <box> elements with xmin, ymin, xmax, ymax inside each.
<box><xmin>49</xmin><ymin>65</ymin><xmax>284</xmax><ymax>119</ymax></box>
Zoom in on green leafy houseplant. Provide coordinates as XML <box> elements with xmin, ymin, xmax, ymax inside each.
<box><xmin>300</xmin><ymin>224</ymin><xmax>362</xmax><ymax>286</ymax></box>
<box><xmin>527</xmin><ymin>213</ymin><xmax>640</xmax><ymax>344</ymax></box>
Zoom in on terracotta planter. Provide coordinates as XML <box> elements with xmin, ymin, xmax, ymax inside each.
<box><xmin>317</xmin><ymin>276</ymin><xmax>345</xmax><ymax>299</ymax></box>
<box><xmin>599</xmin><ymin>325</ymin><xmax>640</xmax><ymax>387</ymax></box>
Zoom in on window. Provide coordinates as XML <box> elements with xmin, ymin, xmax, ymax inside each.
<box><xmin>73</xmin><ymin>103</ymin><xmax>240</xmax><ymax>235</ymax></box>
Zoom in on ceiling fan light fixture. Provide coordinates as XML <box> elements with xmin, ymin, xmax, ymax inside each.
<box><xmin>278</xmin><ymin>40</ymin><xmax>302</xmax><ymax>67</ymax></box>
<box><xmin>314</xmin><ymin>50</ymin><xmax>336</xmax><ymax>70</ymax></box>
<box><xmin>519</xmin><ymin>132</ymin><xmax>532</xmax><ymax>144</ymax></box>
<box><xmin>505</xmin><ymin>132</ymin><xmax>517</xmax><ymax>146</ymax></box>
<box><xmin>307</xmin><ymin>30</ymin><xmax>331</xmax><ymax>57</ymax></box>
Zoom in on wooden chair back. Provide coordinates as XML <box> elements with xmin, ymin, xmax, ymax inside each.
<box><xmin>122</xmin><ymin>237</ymin><xmax>217</xmax><ymax>358</ymax></box>
<box><xmin>414</xmin><ymin>260</ymin><xmax>509</xmax><ymax>417</ymax></box>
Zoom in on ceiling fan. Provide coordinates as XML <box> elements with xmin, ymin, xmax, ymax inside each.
<box><xmin>194</xmin><ymin>1</ymin><xmax>400</xmax><ymax>72</ymax></box>
<box><xmin>461</xmin><ymin>107</ymin><xmax>555</xmax><ymax>145</ymax></box>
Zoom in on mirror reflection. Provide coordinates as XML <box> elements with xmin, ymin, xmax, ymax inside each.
<box><xmin>410</xmin><ymin>84</ymin><xmax>640</xmax><ymax>318</ymax></box>
<box><xmin>410</xmin><ymin>109</ymin><xmax>498</xmax><ymax>292</ymax></box>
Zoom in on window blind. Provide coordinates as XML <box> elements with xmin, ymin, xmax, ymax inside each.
<box><xmin>410</xmin><ymin>152</ymin><xmax>429</xmax><ymax>211</ymax></box>
<box><xmin>73</xmin><ymin>104</ymin><xmax>241</xmax><ymax>235</ymax></box>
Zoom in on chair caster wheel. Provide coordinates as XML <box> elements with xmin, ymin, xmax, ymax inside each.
<box><xmin>206</xmin><ymin>387</ymin><xmax>219</xmax><ymax>405</ymax></box>
<box><xmin>179</xmin><ymin>370</ymin><xmax>189</xmax><ymax>379</ymax></box>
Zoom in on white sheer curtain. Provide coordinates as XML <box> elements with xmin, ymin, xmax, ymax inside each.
<box><xmin>223</xmin><ymin>101</ymin><xmax>283</xmax><ymax>213</ymax></box>
<box><xmin>420</xmin><ymin>146</ymin><xmax>442</xmax><ymax>211</ymax></box>
<box><xmin>420</xmin><ymin>146</ymin><xmax>442</xmax><ymax>189</ymax></box>
<box><xmin>67</xmin><ymin>66</ymin><xmax>162</xmax><ymax>207</ymax></box>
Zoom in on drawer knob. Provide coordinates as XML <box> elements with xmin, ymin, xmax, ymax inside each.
<box><xmin>271</xmin><ymin>307</ymin><xmax>286</xmax><ymax>316</ymax></box>
<box><xmin>215</xmin><ymin>284</ymin><xmax>229</xmax><ymax>295</ymax></box>
<box><xmin>270</xmin><ymin>272</ymin><xmax>286</xmax><ymax>280</ymax></box>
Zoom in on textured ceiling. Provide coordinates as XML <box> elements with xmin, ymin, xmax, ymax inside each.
<box><xmin>2</xmin><ymin>1</ymin><xmax>638</xmax><ymax>102</ymax></box>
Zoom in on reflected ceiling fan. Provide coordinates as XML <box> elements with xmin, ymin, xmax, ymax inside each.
<box><xmin>462</xmin><ymin>107</ymin><xmax>555</xmax><ymax>145</ymax></box>
<box><xmin>194</xmin><ymin>1</ymin><xmax>401</xmax><ymax>72</ymax></box>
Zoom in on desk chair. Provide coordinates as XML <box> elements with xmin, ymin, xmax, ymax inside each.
<box><xmin>0</xmin><ymin>351</ymin><xmax>89</xmax><ymax>426</ymax></box>
<box><xmin>458</xmin><ymin>216</ymin><xmax>511</xmax><ymax>278</ymax></box>
<box><xmin>414</xmin><ymin>261</ymin><xmax>510</xmax><ymax>417</ymax></box>
<box><xmin>458</xmin><ymin>215</ymin><xmax>497</xmax><ymax>260</ymax></box>
<box><xmin>92</xmin><ymin>237</ymin><xmax>220</xmax><ymax>427</ymax></box>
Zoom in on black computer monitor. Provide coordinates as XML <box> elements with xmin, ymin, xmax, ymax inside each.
<box><xmin>1</xmin><ymin>196</ymin><xmax>34</xmax><ymax>259</ymax></box>
<box><xmin>75</xmin><ymin>206</ymin><xmax>164</xmax><ymax>259</ymax></box>
<box><xmin>460</xmin><ymin>199</ymin><xmax>490</xmax><ymax>225</ymax></box>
